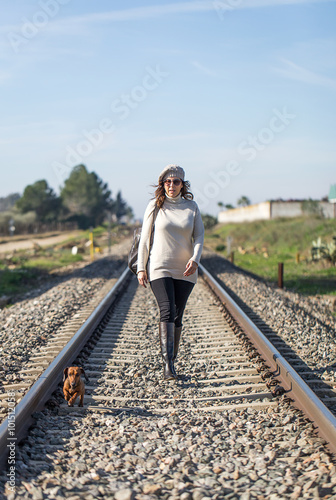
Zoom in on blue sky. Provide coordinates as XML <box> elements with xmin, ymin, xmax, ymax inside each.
<box><xmin>1</xmin><ymin>0</ymin><xmax>335</xmax><ymax>219</ymax></box>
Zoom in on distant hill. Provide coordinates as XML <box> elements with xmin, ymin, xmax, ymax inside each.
<box><xmin>0</xmin><ymin>193</ymin><xmax>21</xmax><ymax>212</ymax></box>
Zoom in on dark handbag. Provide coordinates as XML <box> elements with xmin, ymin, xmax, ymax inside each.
<box><xmin>128</xmin><ymin>205</ymin><xmax>159</xmax><ymax>275</ymax></box>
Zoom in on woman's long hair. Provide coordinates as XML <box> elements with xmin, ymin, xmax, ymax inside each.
<box><xmin>153</xmin><ymin>180</ymin><xmax>194</xmax><ymax>208</ymax></box>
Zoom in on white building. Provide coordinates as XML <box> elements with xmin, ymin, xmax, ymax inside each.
<box><xmin>218</xmin><ymin>200</ymin><xmax>335</xmax><ymax>224</ymax></box>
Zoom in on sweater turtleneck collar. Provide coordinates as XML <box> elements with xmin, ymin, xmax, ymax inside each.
<box><xmin>165</xmin><ymin>193</ymin><xmax>183</xmax><ymax>204</ymax></box>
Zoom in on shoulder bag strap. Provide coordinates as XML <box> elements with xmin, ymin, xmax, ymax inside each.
<box><xmin>149</xmin><ymin>205</ymin><xmax>159</xmax><ymax>250</ymax></box>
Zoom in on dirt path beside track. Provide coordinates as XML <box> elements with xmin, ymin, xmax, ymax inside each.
<box><xmin>0</xmin><ymin>231</ymin><xmax>81</xmax><ymax>255</ymax></box>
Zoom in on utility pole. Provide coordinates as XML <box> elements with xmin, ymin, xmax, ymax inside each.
<box><xmin>8</xmin><ymin>218</ymin><xmax>15</xmax><ymax>237</ymax></box>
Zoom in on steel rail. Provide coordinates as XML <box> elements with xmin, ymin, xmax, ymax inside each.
<box><xmin>0</xmin><ymin>267</ymin><xmax>131</xmax><ymax>469</ymax></box>
<box><xmin>199</xmin><ymin>263</ymin><xmax>336</xmax><ymax>455</ymax></box>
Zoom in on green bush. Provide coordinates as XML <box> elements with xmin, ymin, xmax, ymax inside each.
<box><xmin>215</xmin><ymin>244</ymin><xmax>226</xmax><ymax>252</ymax></box>
<box><xmin>201</xmin><ymin>214</ymin><xmax>217</xmax><ymax>230</ymax></box>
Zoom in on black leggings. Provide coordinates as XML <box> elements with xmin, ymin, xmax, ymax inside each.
<box><xmin>150</xmin><ymin>277</ymin><xmax>194</xmax><ymax>327</ymax></box>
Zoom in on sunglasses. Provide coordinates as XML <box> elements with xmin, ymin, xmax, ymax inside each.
<box><xmin>164</xmin><ymin>179</ymin><xmax>182</xmax><ymax>186</ymax></box>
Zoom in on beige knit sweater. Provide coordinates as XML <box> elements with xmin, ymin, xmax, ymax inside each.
<box><xmin>137</xmin><ymin>194</ymin><xmax>204</xmax><ymax>284</ymax></box>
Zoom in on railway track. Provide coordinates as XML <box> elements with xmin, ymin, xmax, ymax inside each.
<box><xmin>1</xmin><ymin>259</ymin><xmax>336</xmax><ymax>498</ymax></box>
<box><xmin>66</xmin><ymin>276</ymin><xmax>274</xmax><ymax>414</ymax></box>
<box><xmin>0</xmin><ymin>277</ymin><xmax>119</xmax><ymax>424</ymax></box>
<box><xmin>201</xmin><ymin>253</ymin><xmax>336</xmax><ymax>415</ymax></box>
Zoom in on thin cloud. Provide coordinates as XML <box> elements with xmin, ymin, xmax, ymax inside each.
<box><xmin>191</xmin><ymin>60</ymin><xmax>218</xmax><ymax>77</ymax></box>
<box><xmin>234</xmin><ymin>0</ymin><xmax>336</xmax><ymax>7</ymax></box>
<box><xmin>70</xmin><ymin>0</ymin><xmax>336</xmax><ymax>23</ymax></box>
<box><xmin>2</xmin><ymin>0</ymin><xmax>336</xmax><ymax>35</ymax></box>
<box><xmin>58</xmin><ymin>0</ymin><xmax>336</xmax><ymax>25</ymax></box>
<box><xmin>273</xmin><ymin>58</ymin><xmax>336</xmax><ymax>90</ymax></box>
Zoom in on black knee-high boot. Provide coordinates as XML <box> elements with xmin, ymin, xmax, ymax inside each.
<box><xmin>171</xmin><ymin>326</ymin><xmax>182</xmax><ymax>377</ymax></box>
<box><xmin>173</xmin><ymin>326</ymin><xmax>182</xmax><ymax>363</ymax></box>
<box><xmin>159</xmin><ymin>322</ymin><xmax>176</xmax><ymax>380</ymax></box>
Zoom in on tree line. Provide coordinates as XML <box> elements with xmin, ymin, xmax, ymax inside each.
<box><xmin>0</xmin><ymin>164</ymin><xmax>133</xmax><ymax>234</ymax></box>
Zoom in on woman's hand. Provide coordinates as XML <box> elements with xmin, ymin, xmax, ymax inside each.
<box><xmin>183</xmin><ymin>260</ymin><xmax>198</xmax><ymax>277</ymax></box>
<box><xmin>137</xmin><ymin>270</ymin><xmax>148</xmax><ymax>288</ymax></box>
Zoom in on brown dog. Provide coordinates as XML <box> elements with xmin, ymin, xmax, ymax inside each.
<box><xmin>63</xmin><ymin>366</ymin><xmax>87</xmax><ymax>407</ymax></box>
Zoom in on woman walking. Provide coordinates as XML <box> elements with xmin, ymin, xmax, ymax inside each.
<box><xmin>137</xmin><ymin>165</ymin><xmax>204</xmax><ymax>380</ymax></box>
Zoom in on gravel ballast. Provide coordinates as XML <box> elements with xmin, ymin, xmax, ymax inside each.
<box><xmin>1</xmin><ymin>247</ymin><xmax>336</xmax><ymax>499</ymax></box>
<box><xmin>1</xmin><ymin>262</ymin><xmax>336</xmax><ymax>499</ymax></box>
<box><xmin>201</xmin><ymin>253</ymin><xmax>336</xmax><ymax>401</ymax></box>
<box><xmin>0</xmin><ymin>240</ymin><xmax>130</xmax><ymax>382</ymax></box>
<box><xmin>3</xmin><ymin>404</ymin><xmax>336</xmax><ymax>499</ymax></box>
